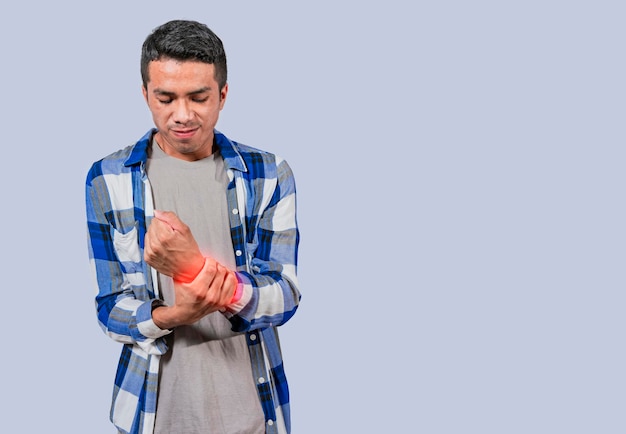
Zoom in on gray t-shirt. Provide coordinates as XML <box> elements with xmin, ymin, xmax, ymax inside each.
<box><xmin>147</xmin><ymin>139</ymin><xmax>265</xmax><ymax>434</ymax></box>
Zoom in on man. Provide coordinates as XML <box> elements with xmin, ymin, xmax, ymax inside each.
<box><xmin>86</xmin><ymin>20</ymin><xmax>300</xmax><ymax>434</ymax></box>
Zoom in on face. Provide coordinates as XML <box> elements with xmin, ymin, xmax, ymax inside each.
<box><xmin>142</xmin><ymin>58</ymin><xmax>228</xmax><ymax>161</ymax></box>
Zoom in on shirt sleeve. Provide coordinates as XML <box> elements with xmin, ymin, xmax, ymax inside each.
<box><xmin>223</xmin><ymin>158</ymin><xmax>301</xmax><ymax>332</ymax></box>
<box><xmin>85</xmin><ymin>162</ymin><xmax>170</xmax><ymax>355</ymax></box>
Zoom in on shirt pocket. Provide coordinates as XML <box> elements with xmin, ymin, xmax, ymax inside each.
<box><xmin>112</xmin><ymin>224</ymin><xmax>141</xmax><ymax>264</ymax></box>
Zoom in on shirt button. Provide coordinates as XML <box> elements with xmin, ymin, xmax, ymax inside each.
<box><xmin>235</xmin><ymin>250</ymin><xmax>242</xmax><ymax>257</ymax></box>
<box><xmin>232</xmin><ymin>208</ymin><xmax>239</xmax><ymax>215</ymax></box>
<box><xmin>258</xmin><ymin>377</ymin><xmax>265</xmax><ymax>384</ymax></box>
<box><xmin>250</xmin><ymin>334</ymin><xmax>257</xmax><ymax>341</ymax></box>
<box><xmin>267</xmin><ymin>420</ymin><xmax>274</xmax><ymax>426</ymax></box>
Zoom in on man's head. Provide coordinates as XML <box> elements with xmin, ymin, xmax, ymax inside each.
<box><xmin>141</xmin><ymin>20</ymin><xmax>229</xmax><ymax>161</ymax></box>
<box><xmin>141</xmin><ymin>20</ymin><xmax>227</xmax><ymax>91</ymax></box>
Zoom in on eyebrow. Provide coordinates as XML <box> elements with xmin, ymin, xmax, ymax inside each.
<box><xmin>153</xmin><ymin>87</ymin><xmax>211</xmax><ymax>97</ymax></box>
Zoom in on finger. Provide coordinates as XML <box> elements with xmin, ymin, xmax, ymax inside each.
<box><xmin>213</xmin><ymin>265</ymin><xmax>233</xmax><ymax>305</ymax></box>
<box><xmin>148</xmin><ymin>219</ymin><xmax>179</xmax><ymax>252</ymax></box>
<box><xmin>204</xmin><ymin>264</ymin><xmax>226</xmax><ymax>302</ymax></box>
<box><xmin>211</xmin><ymin>264</ymin><xmax>228</xmax><ymax>288</ymax></box>
<box><xmin>188</xmin><ymin>258</ymin><xmax>217</xmax><ymax>288</ymax></box>
<box><xmin>224</xmin><ymin>271</ymin><xmax>237</xmax><ymax>292</ymax></box>
<box><xmin>154</xmin><ymin>210</ymin><xmax>186</xmax><ymax>232</ymax></box>
<box><xmin>152</xmin><ymin>217</ymin><xmax>175</xmax><ymax>238</ymax></box>
<box><xmin>143</xmin><ymin>230</ymin><xmax>154</xmax><ymax>261</ymax></box>
<box><xmin>224</xmin><ymin>272</ymin><xmax>238</xmax><ymax>304</ymax></box>
<box><xmin>144</xmin><ymin>241</ymin><xmax>166</xmax><ymax>271</ymax></box>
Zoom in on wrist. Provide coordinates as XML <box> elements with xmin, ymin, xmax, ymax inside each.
<box><xmin>152</xmin><ymin>305</ymin><xmax>178</xmax><ymax>330</ymax></box>
<box><xmin>174</xmin><ymin>254</ymin><xmax>205</xmax><ymax>283</ymax></box>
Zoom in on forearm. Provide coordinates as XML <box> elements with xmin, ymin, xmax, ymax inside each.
<box><xmin>87</xmin><ymin>169</ymin><xmax>170</xmax><ymax>354</ymax></box>
<box><xmin>223</xmin><ymin>268</ymin><xmax>300</xmax><ymax>331</ymax></box>
<box><xmin>94</xmin><ymin>285</ymin><xmax>171</xmax><ymax>354</ymax></box>
<box><xmin>223</xmin><ymin>160</ymin><xmax>301</xmax><ymax>331</ymax></box>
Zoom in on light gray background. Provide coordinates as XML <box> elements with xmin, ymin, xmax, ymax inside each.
<box><xmin>1</xmin><ymin>1</ymin><xmax>624</xmax><ymax>433</ymax></box>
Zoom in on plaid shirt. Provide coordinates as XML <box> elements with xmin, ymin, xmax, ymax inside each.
<box><xmin>86</xmin><ymin>129</ymin><xmax>300</xmax><ymax>434</ymax></box>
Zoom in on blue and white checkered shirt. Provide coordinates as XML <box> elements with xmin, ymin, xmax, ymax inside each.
<box><xmin>86</xmin><ymin>129</ymin><xmax>300</xmax><ymax>434</ymax></box>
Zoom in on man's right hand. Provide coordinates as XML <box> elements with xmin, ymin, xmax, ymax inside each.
<box><xmin>144</xmin><ymin>210</ymin><xmax>205</xmax><ymax>283</ymax></box>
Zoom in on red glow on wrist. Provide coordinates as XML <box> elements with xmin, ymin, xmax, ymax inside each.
<box><xmin>230</xmin><ymin>282</ymin><xmax>243</xmax><ymax>304</ymax></box>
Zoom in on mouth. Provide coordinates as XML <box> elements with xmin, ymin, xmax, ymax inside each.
<box><xmin>171</xmin><ymin>127</ymin><xmax>199</xmax><ymax>139</ymax></box>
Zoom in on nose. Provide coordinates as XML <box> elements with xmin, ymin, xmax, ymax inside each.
<box><xmin>172</xmin><ymin>100</ymin><xmax>193</xmax><ymax>124</ymax></box>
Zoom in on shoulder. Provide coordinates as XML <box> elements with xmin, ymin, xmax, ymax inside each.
<box><xmin>86</xmin><ymin>130</ymin><xmax>153</xmax><ymax>184</ymax></box>
<box><xmin>86</xmin><ymin>144</ymin><xmax>136</xmax><ymax>185</ymax></box>
<box><xmin>232</xmin><ymin>141</ymin><xmax>297</xmax><ymax>199</ymax></box>
<box><xmin>216</xmin><ymin>131</ymin><xmax>289</xmax><ymax>180</ymax></box>
<box><xmin>237</xmin><ymin>141</ymin><xmax>280</xmax><ymax>165</ymax></box>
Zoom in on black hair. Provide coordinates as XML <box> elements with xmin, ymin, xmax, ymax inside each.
<box><xmin>141</xmin><ymin>20</ymin><xmax>227</xmax><ymax>90</ymax></box>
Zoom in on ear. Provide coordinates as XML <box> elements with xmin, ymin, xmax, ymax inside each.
<box><xmin>142</xmin><ymin>85</ymin><xmax>149</xmax><ymax>104</ymax></box>
<box><xmin>219</xmin><ymin>83</ymin><xmax>229</xmax><ymax>110</ymax></box>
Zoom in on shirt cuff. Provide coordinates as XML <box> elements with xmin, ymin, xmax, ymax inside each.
<box><xmin>138</xmin><ymin>299</ymin><xmax>173</xmax><ymax>338</ymax></box>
